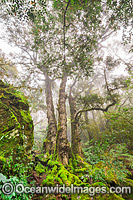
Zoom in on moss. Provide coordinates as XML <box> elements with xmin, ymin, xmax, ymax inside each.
<box><xmin>43</xmin><ymin>138</ymin><xmax>50</xmax><ymax>144</ymax></box>
<box><xmin>42</xmin><ymin>194</ymin><xmax>56</xmax><ymax>200</ymax></box>
<box><xmin>42</xmin><ymin>174</ymin><xmax>55</xmax><ymax>186</ymax></box>
<box><xmin>124</xmin><ymin>178</ymin><xmax>133</xmax><ymax>187</ymax></box>
<box><xmin>0</xmin><ymin>101</ymin><xmax>23</xmax><ymax>156</ymax></box>
<box><xmin>71</xmin><ymin>194</ymin><xmax>78</xmax><ymax>200</ymax></box>
<box><xmin>40</xmin><ymin>153</ymin><xmax>130</xmax><ymax>200</ymax></box>
<box><xmin>20</xmin><ymin>109</ymin><xmax>32</xmax><ymax>124</ymax></box>
<box><xmin>35</xmin><ymin>162</ymin><xmax>45</xmax><ymax>174</ymax></box>
<box><xmin>14</xmin><ymin>90</ymin><xmax>29</xmax><ymax>104</ymax></box>
<box><xmin>42</xmin><ymin>157</ymin><xmax>84</xmax><ymax>187</ymax></box>
<box><xmin>57</xmin><ymin>124</ymin><xmax>61</xmax><ymax>132</ymax></box>
<box><xmin>74</xmin><ymin>168</ymin><xmax>88</xmax><ymax>173</ymax></box>
<box><xmin>36</xmin><ymin>153</ymin><xmax>50</xmax><ymax>163</ymax></box>
<box><xmin>47</xmin><ymin>159</ymin><xmax>60</xmax><ymax>167</ymax></box>
<box><xmin>0</xmin><ymin>156</ymin><xmax>6</xmax><ymax>163</ymax></box>
<box><xmin>0</xmin><ymin>80</ymin><xmax>34</xmax><ymax>160</ymax></box>
<box><xmin>78</xmin><ymin>194</ymin><xmax>91</xmax><ymax>200</ymax></box>
<box><xmin>92</xmin><ymin>182</ymin><xmax>107</xmax><ymax>187</ymax></box>
<box><xmin>93</xmin><ymin>193</ymin><xmax>125</xmax><ymax>200</ymax></box>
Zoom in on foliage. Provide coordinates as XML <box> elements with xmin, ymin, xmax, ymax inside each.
<box><xmin>78</xmin><ymin>94</ymin><xmax>104</xmax><ymax>108</ymax></box>
<box><xmin>1</xmin><ymin>0</ymin><xmax>132</xmax><ymax>79</ymax></box>
<box><xmin>0</xmin><ymin>172</ymin><xmax>32</xmax><ymax>200</ymax></box>
<box><xmin>35</xmin><ymin>162</ymin><xmax>45</xmax><ymax>174</ymax></box>
<box><xmin>0</xmin><ymin>149</ymin><xmax>33</xmax><ymax>200</ymax></box>
<box><xmin>83</xmin><ymin>141</ymin><xmax>131</xmax><ymax>183</ymax></box>
<box><xmin>103</xmin><ymin>106</ymin><xmax>133</xmax><ymax>150</ymax></box>
<box><xmin>34</xmin><ymin>154</ymin><xmax>131</xmax><ymax>200</ymax></box>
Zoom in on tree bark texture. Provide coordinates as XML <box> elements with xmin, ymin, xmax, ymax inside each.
<box><xmin>57</xmin><ymin>74</ymin><xmax>69</xmax><ymax>165</ymax></box>
<box><xmin>43</xmin><ymin>74</ymin><xmax>57</xmax><ymax>154</ymax></box>
<box><xmin>69</xmin><ymin>93</ymin><xmax>82</xmax><ymax>156</ymax></box>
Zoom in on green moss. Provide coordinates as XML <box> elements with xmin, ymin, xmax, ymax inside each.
<box><xmin>42</xmin><ymin>174</ymin><xmax>55</xmax><ymax>186</ymax></box>
<box><xmin>0</xmin><ymin>156</ymin><xmax>6</xmax><ymax>163</ymax></box>
<box><xmin>124</xmin><ymin>178</ymin><xmax>133</xmax><ymax>187</ymax></box>
<box><xmin>47</xmin><ymin>159</ymin><xmax>60</xmax><ymax>167</ymax></box>
<box><xmin>71</xmin><ymin>194</ymin><xmax>78</xmax><ymax>200</ymax></box>
<box><xmin>42</xmin><ymin>194</ymin><xmax>56</xmax><ymax>200</ymax></box>
<box><xmin>35</xmin><ymin>162</ymin><xmax>45</xmax><ymax>174</ymax></box>
<box><xmin>75</xmin><ymin>168</ymin><xmax>88</xmax><ymax>173</ymax></box>
<box><xmin>93</xmin><ymin>193</ymin><xmax>125</xmax><ymax>200</ymax></box>
<box><xmin>43</xmin><ymin>138</ymin><xmax>50</xmax><ymax>144</ymax></box>
<box><xmin>78</xmin><ymin>194</ymin><xmax>91</xmax><ymax>200</ymax></box>
<box><xmin>52</xmin><ymin>165</ymin><xmax>58</xmax><ymax>174</ymax></box>
<box><xmin>20</xmin><ymin>109</ymin><xmax>32</xmax><ymax>124</ymax></box>
<box><xmin>36</xmin><ymin>153</ymin><xmax>49</xmax><ymax>163</ymax></box>
<box><xmin>0</xmin><ymin>80</ymin><xmax>33</xmax><ymax>160</ymax></box>
<box><xmin>92</xmin><ymin>182</ymin><xmax>107</xmax><ymax>187</ymax></box>
<box><xmin>40</xmin><ymin>153</ymin><xmax>131</xmax><ymax>200</ymax></box>
<box><xmin>42</xmin><ymin>157</ymin><xmax>84</xmax><ymax>187</ymax></box>
<box><xmin>14</xmin><ymin>90</ymin><xmax>29</xmax><ymax>104</ymax></box>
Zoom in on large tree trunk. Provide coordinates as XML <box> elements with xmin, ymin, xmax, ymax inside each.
<box><xmin>57</xmin><ymin>74</ymin><xmax>69</xmax><ymax>165</ymax></box>
<box><xmin>69</xmin><ymin>93</ymin><xmax>82</xmax><ymax>157</ymax></box>
<box><xmin>43</xmin><ymin>73</ymin><xmax>57</xmax><ymax>154</ymax></box>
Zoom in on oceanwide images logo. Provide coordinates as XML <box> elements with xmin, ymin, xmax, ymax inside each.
<box><xmin>1</xmin><ymin>183</ymin><xmax>132</xmax><ymax>196</ymax></box>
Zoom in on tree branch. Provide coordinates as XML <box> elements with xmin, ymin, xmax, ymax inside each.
<box><xmin>75</xmin><ymin>101</ymin><xmax>116</xmax><ymax>121</ymax></box>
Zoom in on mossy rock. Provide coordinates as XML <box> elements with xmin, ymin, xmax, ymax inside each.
<box><xmin>0</xmin><ymin>80</ymin><xmax>34</xmax><ymax>158</ymax></box>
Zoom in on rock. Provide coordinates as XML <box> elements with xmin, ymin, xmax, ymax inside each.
<box><xmin>0</xmin><ymin>80</ymin><xmax>34</xmax><ymax>158</ymax></box>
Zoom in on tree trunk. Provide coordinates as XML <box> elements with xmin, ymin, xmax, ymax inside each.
<box><xmin>57</xmin><ymin>74</ymin><xmax>69</xmax><ymax>165</ymax></box>
<box><xmin>43</xmin><ymin>73</ymin><xmax>57</xmax><ymax>154</ymax></box>
<box><xmin>69</xmin><ymin>93</ymin><xmax>82</xmax><ymax>157</ymax></box>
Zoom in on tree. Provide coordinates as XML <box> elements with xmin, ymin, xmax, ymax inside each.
<box><xmin>0</xmin><ymin>0</ymin><xmax>132</xmax><ymax>164</ymax></box>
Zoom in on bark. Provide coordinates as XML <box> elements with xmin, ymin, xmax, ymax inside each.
<box><xmin>43</xmin><ymin>73</ymin><xmax>57</xmax><ymax>154</ymax></box>
<box><xmin>69</xmin><ymin>91</ymin><xmax>82</xmax><ymax>157</ymax></box>
<box><xmin>57</xmin><ymin>74</ymin><xmax>69</xmax><ymax>165</ymax></box>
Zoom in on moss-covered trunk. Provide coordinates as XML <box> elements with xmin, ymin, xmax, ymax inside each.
<box><xmin>43</xmin><ymin>73</ymin><xmax>57</xmax><ymax>154</ymax></box>
<box><xmin>69</xmin><ymin>92</ymin><xmax>82</xmax><ymax>157</ymax></box>
<box><xmin>57</xmin><ymin>74</ymin><xmax>69</xmax><ymax>165</ymax></box>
